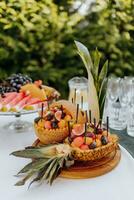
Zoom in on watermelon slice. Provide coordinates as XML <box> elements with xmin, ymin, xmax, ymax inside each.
<box><xmin>24</xmin><ymin>102</ymin><xmax>43</xmax><ymax>110</ymax></box>
<box><xmin>24</xmin><ymin>98</ymin><xmax>44</xmax><ymax>110</ymax></box>
<box><xmin>1</xmin><ymin>92</ymin><xmax>18</xmax><ymax>104</ymax></box>
<box><xmin>14</xmin><ymin>95</ymin><xmax>32</xmax><ymax>111</ymax></box>
<box><xmin>2</xmin><ymin>92</ymin><xmax>25</xmax><ymax>111</ymax></box>
<box><xmin>0</xmin><ymin>92</ymin><xmax>18</xmax><ymax>111</ymax></box>
<box><xmin>25</xmin><ymin>97</ymin><xmax>41</xmax><ymax>105</ymax></box>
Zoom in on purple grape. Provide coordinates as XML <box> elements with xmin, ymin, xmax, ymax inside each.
<box><xmin>86</xmin><ymin>132</ymin><xmax>95</xmax><ymax>138</ymax></box>
<box><xmin>89</xmin><ymin>141</ymin><xmax>97</xmax><ymax>149</ymax></box>
<box><xmin>6</xmin><ymin>73</ymin><xmax>33</xmax><ymax>92</ymax></box>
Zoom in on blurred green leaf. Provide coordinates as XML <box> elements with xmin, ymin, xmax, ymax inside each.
<box><xmin>0</xmin><ymin>0</ymin><xmax>133</xmax><ymax>99</ymax></box>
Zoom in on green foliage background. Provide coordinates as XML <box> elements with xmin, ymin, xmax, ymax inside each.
<box><xmin>0</xmin><ymin>0</ymin><xmax>134</xmax><ymax>97</ymax></box>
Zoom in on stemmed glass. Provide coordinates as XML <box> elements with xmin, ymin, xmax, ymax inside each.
<box><xmin>103</xmin><ymin>77</ymin><xmax>121</xmax><ymax>129</ymax></box>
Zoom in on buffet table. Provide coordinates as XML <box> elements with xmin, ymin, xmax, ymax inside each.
<box><xmin>0</xmin><ymin>113</ymin><xmax>134</xmax><ymax>200</ymax></box>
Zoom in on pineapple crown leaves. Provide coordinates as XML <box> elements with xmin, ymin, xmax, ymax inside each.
<box><xmin>74</xmin><ymin>40</ymin><xmax>94</xmax><ymax>72</ymax></box>
<box><xmin>11</xmin><ymin>144</ymin><xmax>74</xmax><ymax>187</ymax></box>
<box><xmin>74</xmin><ymin>41</ymin><xmax>108</xmax><ymax>118</ymax></box>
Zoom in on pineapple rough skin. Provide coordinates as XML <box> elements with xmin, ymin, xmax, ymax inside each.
<box><xmin>34</xmin><ymin>100</ymin><xmax>86</xmax><ymax>144</ymax></box>
<box><xmin>71</xmin><ymin>135</ymin><xmax>118</xmax><ymax>161</ymax></box>
<box><xmin>34</xmin><ymin>124</ymin><xmax>69</xmax><ymax>144</ymax></box>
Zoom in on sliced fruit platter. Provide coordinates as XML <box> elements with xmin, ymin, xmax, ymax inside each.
<box><xmin>10</xmin><ymin>41</ymin><xmax>121</xmax><ymax>188</ymax></box>
<box><xmin>0</xmin><ymin>73</ymin><xmax>60</xmax><ymax>112</ymax></box>
<box><xmin>11</xmin><ymin>100</ymin><xmax>120</xmax><ymax>187</ymax></box>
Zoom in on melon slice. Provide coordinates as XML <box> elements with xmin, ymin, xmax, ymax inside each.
<box><xmin>20</xmin><ymin>83</ymin><xmax>47</xmax><ymax>101</ymax></box>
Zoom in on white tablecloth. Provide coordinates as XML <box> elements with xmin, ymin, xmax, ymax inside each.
<box><xmin>0</xmin><ymin>113</ymin><xmax>134</xmax><ymax>200</ymax></box>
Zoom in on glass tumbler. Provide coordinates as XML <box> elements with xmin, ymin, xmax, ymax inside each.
<box><xmin>127</xmin><ymin>80</ymin><xmax>134</xmax><ymax>136</ymax></box>
<box><xmin>127</xmin><ymin>104</ymin><xmax>134</xmax><ymax>137</ymax></box>
<box><xmin>103</xmin><ymin>77</ymin><xmax>122</xmax><ymax>129</ymax></box>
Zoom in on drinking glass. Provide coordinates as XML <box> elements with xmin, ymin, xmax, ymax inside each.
<box><xmin>68</xmin><ymin>77</ymin><xmax>88</xmax><ymax>110</ymax></box>
<box><xmin>106</xmin><ymin>77</ymin><xmax>121</xmax><ymax>103</ymax></box>
<box><xmin>127</xmin><ymin>105</ymin><xmax>134</xmax><ymax>137</ymax></box>
<box><xmin>103</xmin><ymin>77</ymin><xmax>122</xmax><ymax>129</ymax></box>
<box><xmin>119</xmin><ymin>78</ymin><xmax>132</xmax><ymax>107</ymax></box>
<box><xmin>127</xmin><ymin>79</ymin><xmax>134</xmax><ymax>136</ymax></box>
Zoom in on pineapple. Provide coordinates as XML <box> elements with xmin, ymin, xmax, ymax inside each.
<box><xmin>11</xmin><ymin>144</ymin><xmax>74</xmax><ymax>187</ymax></box>
<box><xmin>34</xmin><ymin>123</ymin><xmax>69</xmax><ymax>144</ymax></box>
<box><xmin>71</xmin><ymin>135</ymin><xmax>118</xmax><ymax>161</ymax></box>
<box><xmin>34</xmin><ymin>100</ymin><xmax>86</xmax><ymax>144</ymax></box>
<box><xmin>11</xmin><ymin>134</ymin><xmax>118</xmax><ymax>186</ymax></box>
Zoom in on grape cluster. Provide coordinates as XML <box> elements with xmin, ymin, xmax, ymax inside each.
<box><xmin>0</xmin><ymin>86</ymin><xmax>17</xmax><ymax>96</ymax></box>
<box><xmin>6</xmin><ymin>73</ymin><xmax>32</xmax><ymax>92</ymax></box>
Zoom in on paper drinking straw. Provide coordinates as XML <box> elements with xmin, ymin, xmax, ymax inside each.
<box><xmin>71</xmin><ymin>98</ymin><xmax>74</xmax><ymax>104</ymax></box>
<box><xmin>107</xmin><ymin>116</ymin><xmax>109</xmax><ymax>136</ymax></box>
<box><xmin>76</xmin><ymin>104</ymin><xmax>79</xmax><ymax>123</ymax></box>
<box><xmin>81</xmin><ymin>96</ymin><xmax>83</xmax><ymax>110</ymax></box>
<box><xmin>93</xmin><ymin>118</ymin><xmax>96</xmax><ymax>127</ymax></box>
<box><xmin>94</xmin><ymin>118</ymin><xmax>97</xmax><ymax>141</ymax></box>
<box><xmin>74</xmin><ymin>88</ymin><xmax>76</xmax><ymax>104</ymax></box>
<box><xmin>41</xmin><ymin>103</ymin><xmax>44</xmax><ymax>118</ymax></box>
<box><xmin>89</xmin><ymin>110</ymin><xmax>92</xmax><ymax>123</ymax></box>
<box><xmin>84</xmin><ymin>122</ymin><xmax>87</xmax><ymax>144</ymax></box>
<box><xmin>85</xmin><ymin>110</ymin><xmax>88</xmax><ymax>122</ymax></box>
<box><xmin>68</xmin><ymin>121</ymin><xmax>71</xmax><ymax>137</ymax></box>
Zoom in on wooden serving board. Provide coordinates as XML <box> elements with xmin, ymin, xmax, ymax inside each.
<box><xmin>33</xmin><ymin>139</ymin><xmax>121</xmax><ymax>179</ymax></box>
<box><xmin>60</xmin><ymin>147</ymin><xmax>121</xmax><ymax>179</ymax></box>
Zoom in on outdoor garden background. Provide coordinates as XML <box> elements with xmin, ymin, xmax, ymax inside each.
<box><xmin>0</xmin><ymin>0</ymin><xmax>134</xmax><ymax>97</ymax></box>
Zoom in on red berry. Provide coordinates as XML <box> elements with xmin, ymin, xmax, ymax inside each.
<box><xmin>44</xmin><ymin>121</ymin><xmax>51</xmax><ymax>129</ymax></box>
